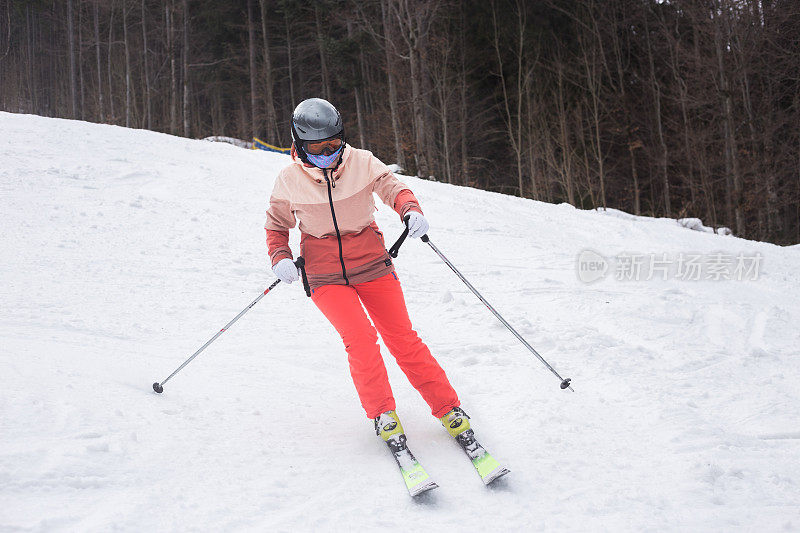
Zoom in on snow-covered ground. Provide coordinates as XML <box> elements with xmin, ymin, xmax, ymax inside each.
<box><xmin>1</xmin><ymin>112</ymin><xmax>799</xmax><ymax>532</ymax></box>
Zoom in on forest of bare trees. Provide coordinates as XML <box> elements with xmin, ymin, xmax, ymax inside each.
<box><xmin>1</xmin><ymin>0</ymin><xmax>798</xmax><ymax>244</ymax></box>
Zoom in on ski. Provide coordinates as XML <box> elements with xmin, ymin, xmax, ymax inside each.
<box><xmin>385</xmin><ymin>433</ymin><xmax>439</xmax><ymax>497</ymax></box>
<box><xmin>454</xmin><ymin>429</ymin><xmax>510</xmax><ymax>485</ymax></box>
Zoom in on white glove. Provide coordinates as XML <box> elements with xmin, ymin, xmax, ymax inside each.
<box><xmin>273</xmin><ymin>258</ymin><xmax>300</xmax><ymax>284</ymax></box>
<box><xmin>406</xmin><ymin>211</ymin><xmax>429</xmax><ymax>239</ymax></box>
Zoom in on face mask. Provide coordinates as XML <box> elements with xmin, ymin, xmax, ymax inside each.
<box><xmin>306</xmin><ymin>145</ymin><xmax>343</xmax><ymax>169</ymax></box>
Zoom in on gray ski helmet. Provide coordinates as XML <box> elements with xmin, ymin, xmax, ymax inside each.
<box><xmin>291</xmin><ymin>98</ymin><xmax>345</xmax><ymax>164</ymax></box>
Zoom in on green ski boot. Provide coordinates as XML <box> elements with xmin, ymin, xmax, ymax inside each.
<box><xmin>374</xmin><ymin>410</ymin><xmax>438</xmax><ymax>496</ymax></box>
<box><xmin>439</xmin><ymin>406</ymin><xmax>471</xmax><ymax>438</ymax></box>
<box><xmin>374</xmin><ymin>410</ymin><xmax>404</xmax><ymax>442</ymax></box>
<box><xmin>440</xmin><ymin>407</ymin><xmax>510</xmax><ymax>485</ymax></box>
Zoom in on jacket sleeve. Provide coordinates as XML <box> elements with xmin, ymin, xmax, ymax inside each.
<box><xmin>370</xmin><ymin>154</ymin><xmax>423</xmax><ymax>218</ymax></box>
<box><xmin>264</xmin><ymin>174</ymin><xmax>296</xmax><ymax>266</ymax></box>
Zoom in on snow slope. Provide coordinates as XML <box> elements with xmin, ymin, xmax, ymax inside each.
<box><xmin>1</xmin><ymin>112</ymin><xmax>799</xmax><ymax>532</ymax></box>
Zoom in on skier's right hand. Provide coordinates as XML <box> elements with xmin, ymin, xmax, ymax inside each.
<box><xmin>273</xmin><ymin>257</ymin><xmax>300</xmax><ymax>284</ymax></box>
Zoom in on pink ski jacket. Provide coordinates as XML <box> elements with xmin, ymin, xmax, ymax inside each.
<box><xmin>265</xmin><ymin>145</ymin><xmax>422</xmax><ymax>291</ymax></box>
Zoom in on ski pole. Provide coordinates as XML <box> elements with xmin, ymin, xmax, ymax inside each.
<box><xmin>420</xmin><ymin>235</ymin><xmax>573</xmax><ymax>391</ymax></box>
<box><xmin>152</xmin><ymin>257</ymin><xmax>305</xmax><ymax>393</ymax></box>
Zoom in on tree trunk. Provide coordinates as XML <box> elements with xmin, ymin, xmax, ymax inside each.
<box><xmin>346</xmin><ymin>20</ymin><xmax>367</xmax><ymax>149</ymax></box>
<box><xmin>390</xmin><ymin>0</ymin><xmax>435</xmax><ymax>177</ymax></box>
<box><xmin>578</xmin><ymin>27</ymin><xmax>606</xmax><ymax>209</ymax></box>
<box><xmin>515</xmin><ymin>3</ymin><xmax>525</xmax><ymax>196</ymax></box>
<box><xmin>107</xmin><ymin>2</ymin><xmax>115</xmax><ymax>122</ymax></box>
<box><xmin>643</xmin><ymin>5</ymin><xmax>669</xmax><ymax>216</ymax></box>
<box><xmin>78</xmin><ymin>0</ymin><xmax>85</xmax><ymax>119</ymax></box>
<box><xmin>123</xmin><ymin>0</ymin><xmax>131</xmax><ymax>127</ymax></box>
<box><xmin>67</xmin><ymin>0</ymin><xmax>78</xmax><ymax>118</ymax></box>
<box><xmin>409</xmin><ymin>43</ymin><xmax>428</xmax><ymax>177</ymax></box>
<box><xmin>283</xmin><ymin>6</ymin><xmax>295</xmax><ymax>108</ymax></box>
<box><xmin>610</xmin><ymin>3</ymin><xmax>639</xmax><ymax>214</ymax></box>
<box><xmin>796</xmin><ymin>96</ymin><xmax>800</xmax><ymax>243</ymax></box>
<box><xmin>0</xmin><ymin>1</ymin><xmax>10</xmax><ymax>65</ymax></box>
<box><xmin>94</xmin><ymin>1</ymin><xmax>103</xmax><ymax>121</ymax></box>
<box><xmin>26</xmin><ymin>5</ymin><xmax>36</xmax><ymax>110</ymax></box>
<box><xmin>491</xmin><ymin>0</ymin><xmax>524</xmax><ymax>196</ymax></box>
<box><xmin>258</xmin><ymin>0</ymin><xmax>278</xmax><ymax>143</ymax></box>
<box><xmin>380</xmin><ymin>0</ymin><xmax>405</xmax><ymax>169</ymax></box>
<box><xmin>459</xmin><ymin>9</ymin><xmax>468</xmax><ymax>185</ymax></box>
<box><xmin>167</xmin><ymin>0</ymin><xmax>177</xmax><ymax>134</ymax></box>
<box><xmin>314</xmin><ymin>5</ymin><xmax>331</xmax><ymax>102</ymax></box>
<box><xmin>556</xmin><ymin>58</ymin><xmax>574</xmax><ymax>204</ymax></box>
<box><xmin>182</xmin><ymin>0</ymin><xmax>190</xmax><ymax>137</ymax></box>
<box><xmin>439</xmin><ymin>79</ymin><xmax>452</xmax><ymax>184</ymax></box>
<box><xmin>577</xmin><ymin>101</ymin><xmax>596</xmax><ymax>209</ymax></box>
<box><xmin>357</xmin><ymin>34</ymin><xmax>371</xmax><ymax>149</ymax></box>
<box><xmin>713</xmin><ymin>4</ymin><xmax>744</xmax><ymax>235</ymax></box>
<box><xmin>525</xmin><ymin>83</ymin><xmax>540</xmax><ymax>199</ymax></box>
<box><xmin>247</xmin><ymin>0</ymin><xmax>258</xmax><ymax>139</ymax></box>
<box><xmin>141</xmin><ymin>0</ymin><xmax>151</xmax><ymax>129</ymax></box>
<box><xmin>675</xmin><ymin>71</ymin><xmax>696</xmax><ymax>210</ymax></box>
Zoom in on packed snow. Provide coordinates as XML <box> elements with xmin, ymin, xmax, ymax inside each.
<box><xmin>1</xmin><ymin>112</ymin><xmax>799</xmax><ymax>532</ymax></box>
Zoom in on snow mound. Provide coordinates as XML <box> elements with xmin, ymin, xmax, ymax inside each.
<box><xmin>678</xmin><ymin>217</ymin><xmax>733</xmax><ymax>236</ymax></box>
<box><xmin>1</xmin><ymin>112</ymin><xmax>799</xmax><ymax>532</ymax></box>
<box><xmin>203</xmin><ymin>135</ymin><xmax>252</xmax><ymax>149</ymax></box>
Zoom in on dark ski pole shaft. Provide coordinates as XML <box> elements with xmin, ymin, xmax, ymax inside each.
<box><xmin>152</xmin><ymin>258</ymin><xmax>305</xmax><ymax>393</ymax></box>
<box><xmin>420</xmin><ymin>235</ymin><xmax>573</xmax><ymax>391</ymax></box>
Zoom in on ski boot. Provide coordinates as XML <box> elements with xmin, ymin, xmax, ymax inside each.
<box><xmin>439</xmin><ymin>406</ymin><xmax>471</xmax><ymax>438</ymax></box>
<box><xmin>374</xmin><ymin>410</ymin><xmax>404</xmax><ymax>442</ymax></box>
<box><xmin>440</xmin><ymin>407</ymin><xmax>510</xmax><ymax>484</ymax></box>
<box><xmin>374</xmin><ymin>410</ymin><xmax>439</xmax><ymax>496</ymax></box>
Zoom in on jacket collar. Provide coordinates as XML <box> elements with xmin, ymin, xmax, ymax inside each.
<box><xmin>291</xmin><ymin>143</ymin><xmax>351</xmax><ymax>185</ymax></box>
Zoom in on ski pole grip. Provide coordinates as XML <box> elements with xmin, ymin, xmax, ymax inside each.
<box><xmin>388</xmin><ymin>215</ymin><xmax>411</xmax><ymax>258</ymax></box>
<box><xmin>295</xmin><ymin>257</ymin><xmax>311</xmax><ymax>297</ymax></box>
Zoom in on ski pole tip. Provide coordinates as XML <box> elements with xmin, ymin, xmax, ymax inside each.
<box><xmin>560</xmin><ymin>378</ymin><xmax>572</xmax><ymax>390</ymax></box>
<box><xmin>152</xmin><ymin>382</ymin><xmax>164</xmax><ymax>394</ymax></box>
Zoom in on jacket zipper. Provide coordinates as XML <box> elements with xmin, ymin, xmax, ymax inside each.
<box><xmin>324</xmin><ymin>169</ymin><xmax>349</xmax><ymax>285</ymax></box>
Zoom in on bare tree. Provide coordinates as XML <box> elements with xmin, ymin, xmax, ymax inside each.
<box><xmin>123</xmin><ymin>0</ymin><xmax>132</xmax><ymax>127</ymax></box>
<box><xmin>78</xmin><ymin>0</ymin><xmax>85</xmax><ymax>119</ymax></box>
<box><xmin>314</xmin><ymin>5</ymin><xmax>331</xmax><ymax>101</ymax></box>
<box><xmin>67</xmin><ymin>0</ymin><xmax>78</xmax><ymax>118</ymax></box>
<box><xmin>283</xmin><ymin>5</ymin><xmax>295</xmax><ymax>108</ymax></box>
<box><xmin>247</xmin><ymin>0</ymin><xmax>258</xmax><ymax>139</ymax></box>
<box><xmin>166</xmin><ymin>0</ymin><xmax>177</xmax><ymax>134</ymax></box>
<box><xmin>259</xmin><ymin>0</ymin><xmax>279</xmax><ymax>143</ymax></box>
<box><xmin>642</xmin><ymin>2</ymin><xmax>670</xmax><ymax>215</ymax></box>
<box><xmin>712</xmin><ymin>1</ymin><xmax>744</xmax><ymax>235</ymax></box>
<box><xmin>379</xmin><ymin>0</ymin><xmax>405</xmax><ymax>169</ymax></box>
<box><xmin>490</xmin><ymin>0</ymin><xmax>527</xmax><ymax>196</ymax></box>
<box><xmin>107</xmin><ymin>2</ymin><xmax>116</xmax><ymax>121</ymax></box>
<box><xmin>0</xmin><ymin>1</ymin><xmax>10</xmax><ymax>63</ymax></box>
<box><xmin>141</xmin><ymin>0</ymin><xmax>151</xmax><ymax>129</ymax></box>
<box><xmin>389</xmin><ymin>0</ymin><xmax>440</xmax><ymax>177</ymax></box>
<box><xmin>94</xmin><ymin>1</ymin><xmax>103</xmax><ymax>121</ymax></box>
<box><xmin>182</xmin><ymin>0</ymin><xmax>189</xmax><ymax>137</ymax></box>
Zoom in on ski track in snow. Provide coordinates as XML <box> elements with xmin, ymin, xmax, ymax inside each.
<box><xmin>1</xmin><ymin>112</ymin><xmax>799</xmax><ymax>532</ymax></box>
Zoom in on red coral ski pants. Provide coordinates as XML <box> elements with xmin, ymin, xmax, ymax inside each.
<box><xmin>311</xmin><ymin>271</ymin><xmax>460</xmax><ymax>419</ymax></box>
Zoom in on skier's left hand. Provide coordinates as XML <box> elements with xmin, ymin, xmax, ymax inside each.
<box><xmin>406</xmin><ymin>211</ymin><xmax>429</xmax><ymax>238</ymax></box>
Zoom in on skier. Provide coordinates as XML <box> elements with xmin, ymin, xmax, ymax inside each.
<box><xmin>264</xmin><ymin>98</ymin><xmax>471</xmax><ymax>445</ymax></box>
